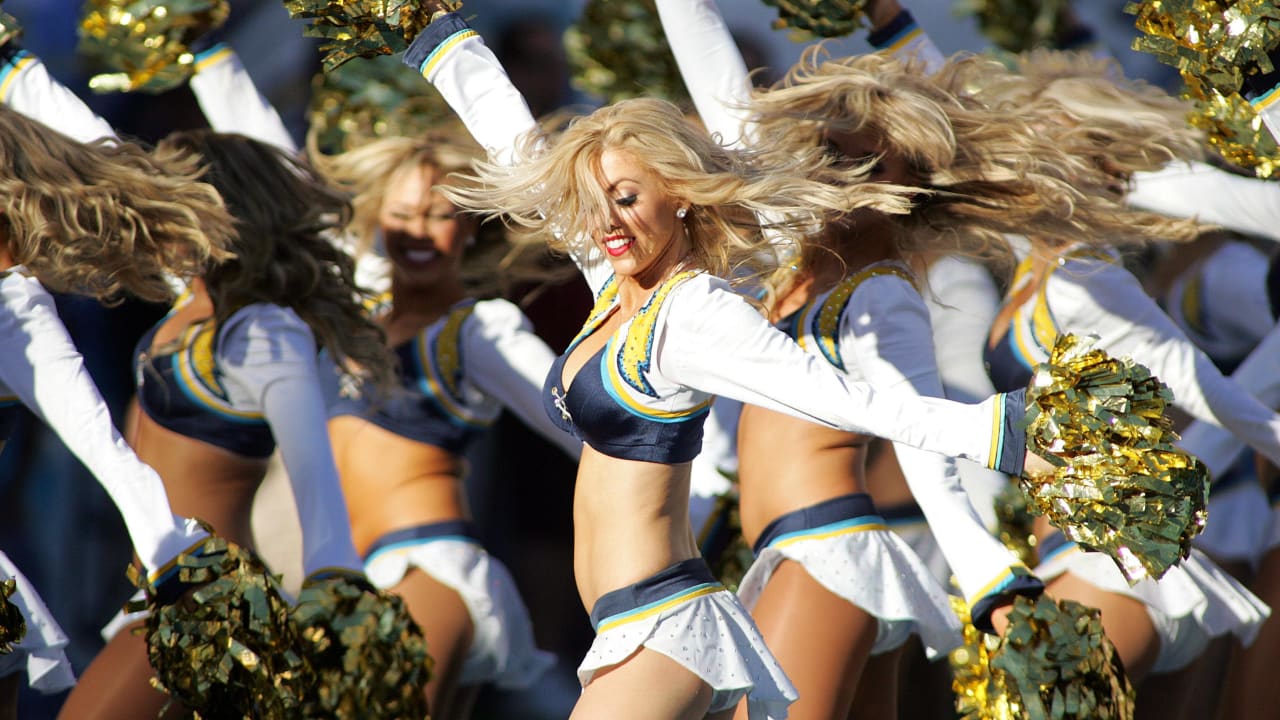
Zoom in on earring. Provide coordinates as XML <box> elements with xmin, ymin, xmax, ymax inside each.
<box><xmin>676</xmin><ymin>207</ymin><xmax>688</xmax><ymax>219</ymax></box>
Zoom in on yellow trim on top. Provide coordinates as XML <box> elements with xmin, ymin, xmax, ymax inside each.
<box><xmin>421</xmin><ymin>29</ymin><xmax>479</xmax><ymax>79</ymax></box>
<box><xmin>173</xmin><ymin>323</ymin><xmax>262</xmax><ymax>420</ymax></box>
<box><xmin>966</xmin><ymin>565</ymin><xmax>1030</xmax><ymax>608</ymax></box>
<box><xmin>603</xmin><ymin>342</ymin><xmax>713</xmax><ymax>420</ymax></box>
<box><xmin>146</xmin><ymin>536</ymin><xmax>210</xmax><ymax>584</ymax></box>
<box><xmin>885</xmin><ymin>27</ymin><xmax>923</xmax><ymax>54</ymax></box>
<box><xmin>596</xmin><ymin>584</ymin><xmax>722</xmax><ymax>633</ymax></box>
<box><xmin>0</xmin><ymin>54</ymin><xmax>34</xmax><ymax>102</ymax></box>
<box><xmin>771</xmin><ymin>520</ymin><xmax>887</xmax><ymax>549</ymax></box>
<box><xmin>194</xmin><ymin>46</ymin><xmax>234</xmax><ymax>72</ymax></box>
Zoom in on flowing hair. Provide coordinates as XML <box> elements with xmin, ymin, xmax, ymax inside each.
<box><xmin>933</xmin><ymin>49</ymin><xmax>1204</xmax><ymax>178</ymax></box>
<box><xmin>439</xmin><ymin>97</ymin><xmax>914</xmax><ymax>283</ymax></box>
<box><xmin>746</xmin><ymin>48</ymin><xmax>1203</xmax><ymax>297</ymax></box>
<box><xmin>0</xmin><ymin>105</ymin><xmax>233</xmax><ymax>302</ymax></box>
<box><xmin>157</xmin><ymin>130</ymin><xmax>394</xmax><ymax>390</ymax></box>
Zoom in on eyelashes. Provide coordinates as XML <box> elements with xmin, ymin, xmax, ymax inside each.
<box><xmin>613</xmin><ymin>194</ymin><xmax>638</xmax><ymax>207</ymax></box>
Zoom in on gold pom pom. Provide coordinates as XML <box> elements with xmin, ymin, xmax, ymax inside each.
<box><xmin>0</xmin><ymin>578</ymin><xmax>26</xmax><ymax>654</ymax></box>
<box><xmin>282</xmin><ymin>0</ymin><xmax>461</xmax><ymax>73</ymax></box>
<box><xmin>1022</xmin><ymin>334</ymin><xmax>1209</xmax><ymax>584</ymax></box>
<box><xmin>696</xmin><ymin>490</ymin><xmax>755</xmax><ymax>593</ymax></box>
<box><xmin>78</xmin><ymin>0</ymin><xmax>229</xmax><ymax>94</ymax></box>
<box><xmin>292</xmin><ymin>571</ymin><xmax>432</xmax><ymax>718</ymax></box>
<box><xmin>565</xmin><ymin>0</ymin><xmax>690</xmax><ymax>106</ymax></box>
<box><xmin>760</xmin><ymin>0</ymin><xmax>870</xmax><ymax>39</ymax></box>
<box><xmin>1126</xmin><ymin>0</ymin><xmax>1280</xmax><ymax>177</ymax></box>
<box><xmin>0</xmin><ymin>2</ymin><xmax>22</xmax><ymax>52</ymax></box>
<box><xmin>308</xmin><ymin>53</ymin><xmax>460</xmax><ymax>152</ymax></box>
<box><xmin>959</xmin><ymin>0</ymin><xmax>1071</xmax><ymax>53</ymax></box>
<box><xmin>950</xmin><ymin>595</ymin><xmax>1135</xmax><ymax>720</ymax></box>
<box><xmin>139</xmin><ymin>536</ymin><xmax>305</xmax><ymax>718</ymax></box>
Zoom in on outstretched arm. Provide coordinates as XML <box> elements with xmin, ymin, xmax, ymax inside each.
<box><xmin>0</xmin><ymin>271</ymin><xmax>207</xmax><ymax>579</ymax></box>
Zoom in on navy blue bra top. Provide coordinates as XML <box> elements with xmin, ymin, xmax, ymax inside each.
<box><xmin>543</xmin><ymin>272</ymin><xmax>710</xmax><ymax>464</ymax></box>
<box><xmin>329</xmin><ymin>299</ymin><xmax>498</xmax><ymax>454</ymax></box>
<box><xmin>133</xmin><ymin>312</ymin><xmax>276</xmax><ymax>459</ymax></box>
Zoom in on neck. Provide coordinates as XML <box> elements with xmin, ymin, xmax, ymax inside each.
<box><xmin>389</xmin><ymin>273</ymin><xmax>468</xmax><ymax>322</ymax></box>
<box><xmin>817</xmin><ymin>219</ymin><xmax>902</xmax><ymax>284</ymax></box>
<box><xmin>615</xmin><ymin>240</ymin><xmax>693</xmax><ymax>315</ymax></box>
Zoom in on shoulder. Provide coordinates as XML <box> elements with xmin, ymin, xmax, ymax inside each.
<box><xmin>469</xmin><ymin>297</ymin><xmax>533</xmax><ymax>334</ymax></box>
<box><xmin>0</xmin><ymin>270</ymin><xmax>52</xmax><ymax>314</ymax></box>
<box><xmin>221</xmin><ymin>303</ymin><xmax>311</xmax><ymax>337</ymax></box>
<box><xmin>217</xmin><ymin>304</ymin><xmax>316</xmax><ymax>366</ymax></box>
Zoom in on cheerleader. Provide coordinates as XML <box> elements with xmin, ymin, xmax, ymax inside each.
<box><xmin>309</xmin><ymin>130</ymin><xmax>582</xmax><ymax>716</ymax></box>
<box><xmin>653</xmin><ymin>0</ymin><xmax>1214</xmax><ymax>715</ymax></box>
<box><xmin>2</xmin><ymin>46</ymin><xmax>430</xmax><ymax>716</ymax></box>
<box><xmin>384</xmin><ymin>6</ymin><xmax>1163</xmax><ymax>717</ymax></box>
<box><xmin>0</xmin><ymin>97</ymin><xmax>233</xmax><ymax>713</ymax></box>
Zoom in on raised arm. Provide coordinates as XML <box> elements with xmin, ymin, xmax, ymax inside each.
<box><xmin>189</xmin><ymin>44</ymin><xmax>297</xmax><ymax>154</ymax></box>
<box><xmin>845</xmin><ymin>272</ymin><xmax>1039</xmax><ymax>627</ymax></box>
<box><xmin>0</xmin><ymin>45</ymin><xmax>116</xmax><ymax>142</ymax></box>
<box><xmin>0</xmin><ymin>271</ymin><xmax>207</xmax><ymax>579</ymax></box>
<box><xmin>653</xmin><ymin>0</ymin><xmax>754</xmax><ymax>148</ymax></box>
<box><xmin>402</xmin><ymin>11</ymin><xmax>612</xmax><ymax>293</ymax></box>
<box><xmin>464</xmin><ymin>299</ymin><xmax>582</xmax><ymax>459</ymax></box>
<box><xmin>1050</xmin><ymin>256</ymin><xmax>1280</xmax><ymax>468</ymax></box>
<box><xmin>217</xmin><ymin>305</ymin><xmax>363</xmax><ymax>576</ymax></box>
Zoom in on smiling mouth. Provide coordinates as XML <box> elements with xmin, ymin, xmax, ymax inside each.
<box><xmin>603</xmin><ymin>235</ymin><xmax>633</xmax><ymax>257</ymax></box>
<box><xmin>401</xmin><ymin>248</ymin><xmax>439</xmax><ymax>264</ymax></box>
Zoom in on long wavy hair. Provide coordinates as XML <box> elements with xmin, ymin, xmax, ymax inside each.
<box><xmin>0</xmin><ymin>105</ymin><xmax>233</xmax><ymax>302</ymax></box>
<box><xmin>439</xmin><ymin>97</ymin><xmax>914</xmax><ymax>283</ymax></box>
<box><xmin>934</xmin><ymin>49</ymin><xmax>1204</xmax><ymax>178</ymax></box>
<box><xmin>157</xmin><ymin>130</ymin><xmax>394</xmax><ymax>390</ymax></box>
<box><xmin>747</xmin><ymin>48</ymin><xmax>1203</xmax><ymax>298</ymax></box>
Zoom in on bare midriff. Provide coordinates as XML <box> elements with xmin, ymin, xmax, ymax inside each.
<box><xmin>328</xmin><ymin>415</ymin><xmax>468</xmax><ymax>558</ymax></box>
<box><xmin>737</xmin><ymin>405</ymin><xmax>873</xmax><ymax>546</ymax></box>
<box><xmin>130</xmin><ymin>411</ymin><xmax>267</xmax><ymax>550</ymax></box>
<box><xmin>573</xmin><ymin>446</ymin><xmax>699</xmax><ymax>612</ymax></box>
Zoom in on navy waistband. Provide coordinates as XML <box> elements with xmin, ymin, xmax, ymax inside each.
<box><xmin>874</xmin><ymin>498</ymin><xmax>926</xmax><ymax>524</ymax></box>
<box><xmin>589</xmin><ymin>558</ymin><xmax>718</xmax><ymax>631</ymax></box>
<box><xmin>752</xmin><ymin>493</ymin><xmax>879</xmax><ymax>555</ymax></box>
<box><xmin>1037</xmin><ymin>530</ymin><xmax>1073</xmax><ymax>562</ymax></box>
<box><xmin>363</xmin><ymin>520</ymin><xmax>480</xmax><ymax>561</ymax></box>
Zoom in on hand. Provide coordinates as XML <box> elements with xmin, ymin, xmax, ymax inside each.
<box><xmin>1023</xmin><ymin>451</ymin><xmax>1056</xmax><ymax>478</ymax></box>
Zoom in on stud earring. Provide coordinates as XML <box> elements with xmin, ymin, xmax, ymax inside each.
<box><xmin>676</xmin><ymin>207</ymin><xmax>688</xmax><ymax>219</ymax></box>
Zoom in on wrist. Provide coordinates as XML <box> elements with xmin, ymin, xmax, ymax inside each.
<box><xmin>868</xmin><ymin>0</ymin><xmax>905</xmax><ymax>32</ymax></box>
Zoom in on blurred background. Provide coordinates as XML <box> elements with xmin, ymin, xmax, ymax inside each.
<box><xmin>0</xmin><ymin>1</ymin><xmax>1179</xmax><ymax>716</ymax></box>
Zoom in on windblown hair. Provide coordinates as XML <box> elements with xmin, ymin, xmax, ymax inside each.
<box><xmin>934</xmin><ymin>49</ymin><xmax>1204</xmax><ymax>177</ymax></box>
<box><xmin>308</xmin><ymin>130</ymin><xmax>482</xmax><ymax>257</ymax></box>
<box><xmin>157</xmin><ymin>130</ymin><xmax>394</xmax><ymax>390</ymax></box>
<box><xmin>440</xmin><ymin>97</ymin><xmax>914</xmax><ymax>282</ymax></box>
<box><xmin>747</xmin><ymin>48</ymin><xmax>1203</xmax><ymax>296</ymax></box>
<box><xmin>0</xmin><ymin>105</ymin><xmax>233</xmax><ymax>303</ymax></box>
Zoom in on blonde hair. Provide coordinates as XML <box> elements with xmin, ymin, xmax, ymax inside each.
<box><xmin>158</xmin><ymin>130</ymin><xmax>395</xmax><ymax>390</ymax></box>
<box><xmin>748</xmin><ymin>48</ymin><xmax>1203</xmax><ymax>295</ymax></box>
<box><xmin>440</xmin><ymin>97</ymin><xmax>913</xmax><ymax>282</ymax></box>
<box><xmin>0</xmin><ymin>105</ymin><xmax>232</xmax><ymax>303</ymax></box>
<box><xmin>935</xmin><ymin>50</ymin><xmax>1204</xmax><ymax>176</ymax></box>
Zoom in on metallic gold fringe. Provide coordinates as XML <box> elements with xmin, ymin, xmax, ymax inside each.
<box><xmin>957</xmin><ymin>0</ymin><xmax>1070</xmax><ymax>53</ymax></box>
<box><xmin>309</xmin><ymin>53</ymin><xmax>460</xmax><ymax>152</ymax></box>
<box><xmin>565</xmin><ymin>0</ymin><xmax>689</xmax><ymax>106</ymax></box>
<box><xmin>1022</xmin><ymin>334</ymin><xmax>1209</xmax><ymax>585</ymax></box>
<box><xmin>994</xmin><ymin>482</ymin><xmax>1039</xmax><ymax>569</ymax></box>
<box><xmin>1126</xmin><ymin>0</ymin><xmax>1280</xmax><ymax>177</ymax></box>
<box><xmin>138</xmin><ymin>536</ymin><xmax>305</xmax><ymax>718</ymax></box>
<box><xmin>281</xmin><ymin>0</ymin><xmax>461</xmax><ymax>73</ymax></box>
<box><xmin>760</xmin><ymin>0</ymin><xmax>869</xmax><ymax>39</ymax></box>
<box><xmin>78</xmin><ymin>0</ymin><xmax>229</xmax><ymax>93</ymax></box>
<box><xmin>951</xmin><ymin>595</ymin><xmax>1135</xmax><ymax>720</ymax></box>
<box><xmin>0</xmin><ymin>2</ymin><xmax>21</xmax><ymax>52</ymax></box>
<box><xmin>292</xmin><ymin>572</ymin><xmax>432</xmax><ymax>719</ymax></box>
<box><xmin>0</xmin><ymin>578</ymin><xmax>25</xmax><ymax>654</ymax></box>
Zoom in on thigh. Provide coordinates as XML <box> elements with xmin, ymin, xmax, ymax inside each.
<box><xmin>1217</xmin><ymin>546</ymin><xmax>1280</xmax><ymax>720</ymax></box>
<box><xmin>394</xmin><ymin>567</ymin><xmax>475</xmax><ymax>720</ymax></box>
<box><xmin>572</xmin><ymin>647</ymin><xmax>715</xmax><ymax>720</ymax></box>
<box><xmin>58</xmin><ymin>621</ymin><xmax>176</xmax><ymax>720</ymax></box>
<box><xmin>1046</xmin><ymin>573</ymin><xmax>1159</xmax><ymax>681</ymax></box>
<box><xmin>738</xmin><ymin>559</ymin><xmax>878</xmax><ymax>720</ymax></box>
